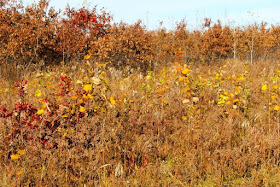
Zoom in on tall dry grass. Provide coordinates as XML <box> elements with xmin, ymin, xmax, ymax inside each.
<box><xmin>1</xmin><ymin>59</ymin><xmax>280</xmax><ymax>186</ymax></box>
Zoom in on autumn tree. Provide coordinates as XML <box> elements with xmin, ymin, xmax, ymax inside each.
<box><xmin>55</xmin><ymin>6</ymin><xmax>111</xmax><ymax>61</ymax></box>
<box><xmin>0</xmin><ymin>0</ymin><xmax>58</xmax><ymax>66</ymax></box>
<box><xmin>91</xmin><ymin>21</ymin><xmax>155</xmax><ymax>71</ymax></box>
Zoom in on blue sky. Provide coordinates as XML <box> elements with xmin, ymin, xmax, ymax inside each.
<box><xmin>23</xmin><ymin>0</ymin><xmax>280</xmax><ymax>30</ymax></box>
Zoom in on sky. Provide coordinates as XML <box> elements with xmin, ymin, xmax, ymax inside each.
<box><xmin>23</xmin><ymin>0</ymin><xmax>280</xmax><ymax>30</ymax></box>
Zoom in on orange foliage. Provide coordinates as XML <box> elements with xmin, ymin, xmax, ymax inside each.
<box><xmin>91</xmin><ymin>21</ymin><xmax>155</xmax><ymax>70</ymax></box>
<box><xmin>1</xmin><ymin>0</ymin><xmax>280</xmax><ymax>68</ymax></box>
<box><xmin>55</xmin><ymin>6</ymin><xmax>111</xmax><ymax>59</ymax></box>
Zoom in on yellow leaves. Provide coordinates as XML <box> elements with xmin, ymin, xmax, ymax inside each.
<box><xmin>17</xmin><ymin>150</ymin><xmax>25</xmax><ymax>155</ymax></box>
<box><xmin>162</xmin><ymin>99</ymin><xmax>168</xmax><ymax>105</ymax></box>
<box><xmin>215</xmin><ymin>73</ymin><xmax>220</xmax><ymax>79</ymax></box>
<box><xmin>109</xmin><ymin>96</ymin><xmax>116</xmax><ymax>105</ymax></box>
<box><xmin>71</xmin><ymin>95</ymin><xmax>78</xmax><ymax>100</ymax></box>
<box><xmin>134</xmin><ymin>164</ymin><xmax>138</xmax><ymax>170</ymax></box>
<box><xmin>11</xmin><ymin>154</ymin><xmax>20</xmax><ymax>161</ymax></box>
<box><xmin>98</xmin><ymin>62</ymin><xmax>111</xmax><ymax>67</ymax></box>
<box><xmin>233</xmin><ymin>98</ymin><xmax>240</xmax><ymax>104</ymax></box>
<box><xmin>160</xmin><ymin>78</ymin><xmax>166</xmax><ymax>84</ymax></box>
<box><xmin>83</xmin><ymin>94</ymin><xmax>94</xmax><ymax>99</ymax></box>
<box><xmin>36</xmin><ymin>72</ymin><xmax>43</xmax><ymax>78</ymax></box>
<box><xmin>35</xmin><ymin>89</ymin><xmax>42</xmax><ymax>97</ymax></box>
<box><xmin>178</xmin><ymin>77</ymin><xmax>184</xmax><ymax>82</ymax></box>
<box><xmin>40</xmin><ymin>101</ymin><xmax>47</xmax><ymax>110</ymax></box>
<box><xmin>226</xmin><ymin>76</ymin><xmax>232</xmax><ymax>80</ymax></box>
<box><xmin>271</xmin><ymin>95</ymin><xmax>277</xmax><ymax>102</ymax></box>
<box><xmin>16</xmin><ymin>170</ymin><xmax>24</xmax><ymax>176</ymax></box>
<box><xmin>184</xmin><ymin>87</ymin><xmax>190</xmax><ymax>92</ymax></box>
<box><xmin>101</xmin><ymin>71</ymin><xmax>106</xmax><ymax>75</ymax></box>
<box><xmin>261</xmin><ymin>84</ymin><xmax>268</xmax><ymax>91</ymax></box>
<box><xmin>62</xmin><ymin>132</ymin><xmax>67</xmax><ymax>138</ymax></box>
<box><xmin>83</xmin><ymin>84</ymin><xmax>92</xmax><ymax>92</ymax></box>
<box><xmin>182</xmin><ymin>68</ymin><xmax>190</xmax><ymax>75</ymax></box>
<box><xmin>182</xmin><ymin>116</ymin><xmax>187</xmax><ymax>121</ymax></box>
<box><xmin>84</xmin><ymin>54</ymin><xmax>91</xmax><ymax>60</ymax></box>
<box><xmin>155</xmin><ymin>88</ymin><xmax>166</xmax><ymax>95</ymax></box>
<box><xmin>271</xmin><ymin>85</ymin><xmax>277</xmax><ymax>90</ymax></box>
<box><xmin>235</xmin><ymin>86</ymin><xmax>241</xmax><ymax>95</ymax></box>
<box><xmin>62</xmin><ymin>114</ymin><xmax>68</xmax><ymax>118</ymax></box>
<box><xmin>79</xmin><ymin>107</ymin><xmax>85</xmax><ymax>113</ymax></box>
<box><xmin>274</xmin><ymin>105</ymin><xmax>280</xmax><ymax>111</ymax></box>
<box><xmin>72</xmin><ymin>176</ymin><xmax>79</xmax><ymax>182</ymax></box>
<box><xmin>236</xmin><ymin>77</ymin><xmax>245</xmax><ymax>81</ymax></box>
<box><xmin>217</xmin><ymin>100</ymin><xmax>225</xmax><ymax>106</ymax></box>
<box><xmin>78</xmin><ymin>99</ymin><xmax>84</xmax><ymax>104</ymax></box>
<box><xmin>226</xmin><ymin>101</ymin><xmax>231</xmax><ymax>105</ymax></box>
<box><xmin>87</xmin><ymin>94</ymin><xmax>94</xmax><ymax>99</ymax></box>
<box><xmin>37</xmin><ymin>109</ymin><xmax>45</xmax><ymax>115</ymax></box>
<box><xmin>98</xmin><ymin>63</ymin><xmax>105</xmax><ymax>67</ymax></box>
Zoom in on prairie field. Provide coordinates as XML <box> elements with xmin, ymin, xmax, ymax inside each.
<box><xmin>1</xmin><ymin>0</ymin><xmax>280</xmax><ymax>186</ymax></box>
<box><xmin>1</xmin><ymin>59</ymin><xmax>280</xmax><ymax>186</ymax></box>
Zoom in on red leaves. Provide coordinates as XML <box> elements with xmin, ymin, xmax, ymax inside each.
<box><xmin>55</xmin><ymin>6</ymin><xmax>111</xmax><ymax>56</ymax></box>
<box><xmin>0</xmin><ymin>105</ymin><xmax>7</xmax><ymax>113</ymax></box>
<box><xmin>40</xmin><ymin>140</ymin><xmax>47</xmax><ymax>146</ymax></box>
<box><xmin>14</xmin><ymin>79</ymin><xmax>27</xmax><ymax>97</ymax></box>
<box><xmin>0</xmin><ymin>105</ymin><xmax>9</xmax><ymax>118</ymax></box>
<box><xmin>131</xmin><ymin>119</ymin><xmax>136</xmax><ymax>125</ymax></box>
<box><xmin>0</xmin><ymin>80</ymin><xmax>43</xmax><ymax>148</ymax></box>
<box><xmin>1</xmin><ymin>75</ymin><xmax>93</xmax><ymax>151</ymax></box>
<box><xmin>127</xmin><ymin>153</ymin><xmax>149</xmax><ymax>169</ymax></box>
<box><xmin>58</xmin><ymin>75</ymin><xmax>71</xmax><ymax>96</ymax></box>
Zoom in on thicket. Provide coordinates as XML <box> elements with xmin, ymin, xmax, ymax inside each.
<box><xmin>1</xmin><ymin>0</ymin><xmax>280</xmax><ymax>71</ymax></box>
